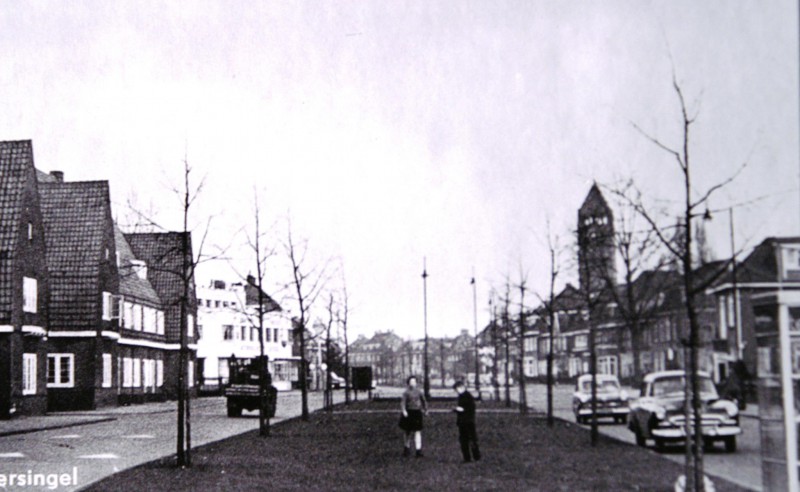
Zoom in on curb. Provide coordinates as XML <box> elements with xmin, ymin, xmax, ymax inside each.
<box><xmin>0</xmin><ymin>416</ymin><xmax>117</xmax><ymax>438</ymax></box>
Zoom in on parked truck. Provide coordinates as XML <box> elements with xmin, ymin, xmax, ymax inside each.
<box><xmin>224</xmin><ymin>356</ymin><xmax>278</xmax><ymax>418</ymax></box>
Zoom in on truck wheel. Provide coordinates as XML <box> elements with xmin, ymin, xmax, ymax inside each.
<box><xmin>227</xmin><ymin>402</ymin><xmax>241</xmax><ymax>418</ymax></box>
<box><xmin>724</xmin><ymin>436</ymin><xmax>737</xmax><ymax>453</ymax></box>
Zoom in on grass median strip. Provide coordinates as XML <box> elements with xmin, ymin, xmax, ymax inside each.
<box><xmin>86</xmin><ymin>400</ymin><xmax>749</xmax><ymax>491</ymax></box>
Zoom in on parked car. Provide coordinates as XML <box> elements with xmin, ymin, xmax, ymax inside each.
<box><xmin>628</xmin><ymin>370</ymin><xmax>741</xmax><ymax>452</ymax></box>
<box><xmin>572</xmin><ymin>374</ymin><xmax>630</xmax><ymax>424</ymax></box>
<box><xmin>330</xmin><ymin>372</ymin><xmax>345</xmax><ymax>389</ymax></box>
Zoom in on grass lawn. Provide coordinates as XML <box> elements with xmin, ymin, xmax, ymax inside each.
<box><xmin>86</xmin><ymin>400</ymin><xmax>748</xmax><ymax>491</ymax></box>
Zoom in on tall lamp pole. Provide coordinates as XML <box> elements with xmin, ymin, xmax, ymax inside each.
<box><xmin>422</xmin><ymin>258</ymin><xmax>430</xmax><ymax>399</ymax></box>
<box><xmin>471</xmin><ymin>272</ymin><xmax>480</xmax><ymax>395</ymax></box>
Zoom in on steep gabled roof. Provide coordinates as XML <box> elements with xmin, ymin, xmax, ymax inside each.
<box><xmin>124</xmin><ymin>232</ymin><xmax>195</xmax><ymax>312</ymax></box>
<box><xmin>244</xmin><ymin>274</ymin><xmax>281</xmax><ymax>312</ymax></box>
<box><xmin>0</xmin><ymin>141</ymin><xmax>35</xmax><ymax>317</ymax></box>
<box><xmin>39</xmin><ymin>180</ymin><xmax>112</xmax><ymax>327</ymax></box>
<box><xmin>715</xmin><ymin>237</ymin><xmax>800</xmax><ymax>286</ymax></box>
<box><xmin>114</xmin><ymin>226</ymin><xmax>161</xmax><ymax>307</ymax></box>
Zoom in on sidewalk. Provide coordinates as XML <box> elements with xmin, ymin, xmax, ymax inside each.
<box><xmin>0</xmin><ymin>414</ymin><xmax>116</xmax><ymax>437</ymax></box>
<box><xmin>0</xmin><ymin>391</ymin><xmax>289</xmax><ymax>437</ymax></box>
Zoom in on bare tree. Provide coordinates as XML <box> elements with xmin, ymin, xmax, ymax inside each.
<box><xmin>125</xmin><ymin>157</ymin><xmax>221</xmax><ymax>467</ymax></box>
<box><xmin>284</xmin><ymin>219</ymin><xmax>329</xmax><ymax>421</ymax></box>
<box><xmin>125</xmin><ymin>158</ymin><xmax>221</xmax><ymax>467</ymax></box>
<box><xmin>597</xmin><ymin>187</ymin><xmax>674</xmax><ymax>386</ymax></box>
<box><xmin>515</xmin><ymin>266</ymin><xmax>530</xmax><ymax>415</ymax></box>
<box><xmin>324</xmin><ymin>293</ymin><xmax>336</xmax><ymax>411</ymax></box>
<box><xmin>500</xmin><ymin>279</ymin><xmax>513</xmax><ymax>407</ymax></box>
<box><xmin>534</xmin><ymin>219</ymin><xmax>565</xmax><ymax>428</ymax></box>
<box><xmin>488</xmin><ymin>291</ymin><xmax>500</xmax><ymax>401</ymax></box>
<box><xmin>240</xmin><ymin>190</ymin><xmax>279</xmax><ymax>436</ymax></box>
<box><xmin>337</xmin><ymin>271</ymin><xmax>352</xmax><ymax>405</ymax></box>
<box><xmin>618</xmin><ymin>74</ymin><xmax>747</xmax><ymax>491</ymax></box>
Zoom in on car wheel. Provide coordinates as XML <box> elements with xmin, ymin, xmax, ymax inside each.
<box><xmin>635</xmin><ymin>427</ymin><xmax>646</xmax><ymax>447</ymax></box>
<box><xmin>724</xmin><ymin>436</ymin><xmax>737</xmax><ymax>453</ymax></box>
<box><xmin>654</xmin><ymin>438</ymin><xmax>665</xmax><ymax>452</ymax></box>
<box><xmin>227</xmin><ymin>402</ymin><xmax>241</xmax><ymax>418</ymax></box>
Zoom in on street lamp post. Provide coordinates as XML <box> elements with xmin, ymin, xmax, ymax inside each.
<box><xmin>422</xmin><ymin>258</ymin><xmax>430</xmax><ymax>399</ymax></box>
<box><xmin>705</xmin><ymin>206</ymin><xmax>743</xmax><ymax>359</ymax></box>
<box><xmin>471</xmin><ymin>273</ymin><xmax>480</xmax><ymax>395</ymax></box>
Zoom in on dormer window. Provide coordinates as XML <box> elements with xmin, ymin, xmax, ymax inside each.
<box><xmin>131</xmin><ymin>259</ymin><xmax>148</xmax><ymax>280</ymax></box>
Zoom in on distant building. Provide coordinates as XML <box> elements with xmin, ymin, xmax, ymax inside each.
<box><xmin>195</xmin><ymin>277</ymin><xmax>298</xmax><ymax>391</ymax></box>
<box><xmin>350</xmin><ymin>331</ymin><xmax>404</xmax><ymax>385</ymax></box>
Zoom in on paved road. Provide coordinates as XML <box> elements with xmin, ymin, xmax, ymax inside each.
<box><xmin>514</xmin><ymin>383</ymin><xmax>761</xmax><ymax>491</ymax></box>
<box><xmin>0</xmin><ymin>390</ymin><xmax>343</xmax><ymax>491</ymax></box>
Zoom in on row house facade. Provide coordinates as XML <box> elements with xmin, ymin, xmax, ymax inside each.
<box><xmin>348</xmin><ymin>330</ymin><xmax>479</xmax><ymax>387</ymax></box>
<box><xmin>0</xmin><ymin>139</ymin><xmax>199</xmax><ymax>417</ymax></box>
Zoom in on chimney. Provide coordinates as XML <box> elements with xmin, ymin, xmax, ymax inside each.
<box><xmin>50</xmin><ymin>171</ymin><xmax>64</xmax><ymax>182</ymax></box>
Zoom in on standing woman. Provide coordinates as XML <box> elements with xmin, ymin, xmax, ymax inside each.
<box><xmin>400</xmin><ymin>376</ymin><xmax>427</xmax><ymax>457</ymax></box>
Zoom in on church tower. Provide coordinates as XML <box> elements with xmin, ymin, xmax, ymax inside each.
<box><xmin>577</xmin><ymin>183</ymin><xmax>616</xmax><ymax>294</ymax></box>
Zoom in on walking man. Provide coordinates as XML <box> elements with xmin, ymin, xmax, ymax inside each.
<box><xmin>452</xmin><ymin>380</ymin><xmax>481</xmax><ymax>463</ymax></box>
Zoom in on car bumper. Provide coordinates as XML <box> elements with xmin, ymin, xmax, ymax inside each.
<box><xmin>651</xmin><ymin>426</ymin><xmax>742</xmax><ymax>439</ymax></box>
<box><xmin>577</xmin><ymin>407</ymin><xmax>629</xmax><ymax>417</ymax></box>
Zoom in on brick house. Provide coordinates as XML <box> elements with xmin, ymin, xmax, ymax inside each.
<box><xmin>114</xmin><ymin>227</ymin><xmax>170</xmax><ymax>404</ymax></box>
<box><xmin>38</xmin><ymin>174</ymin><xmax>120</xmax><ymax>411</ymax></box>
<box><xmin>125</xmin><ymin>232</ymin><xmax>198</xmax><ymax>398</ymax></box>
<box><xmin>0</xmin><ymin>141</ymin><xmax>50</xmax><ymax>417</ymax></box>
<box><xmin>708</xmin><ymin>237</ymin><xmax>800</xmax><ymax>384</ymax></box>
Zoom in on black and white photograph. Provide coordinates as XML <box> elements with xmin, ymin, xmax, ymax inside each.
<box><xmin>0</xmin><ymin>1</ymin><xmax>798</xmax><ymax>491</ymax></box>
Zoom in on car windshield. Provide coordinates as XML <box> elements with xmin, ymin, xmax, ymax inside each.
<box><xmin>580</xmin><ymin>379</ymin><xmax>620</xmax><ymax>392</ymax></box>
<box><xmin>651</xmin><ymin>376</ymin><xmax>718</xmax><ymax>398</ymax></box>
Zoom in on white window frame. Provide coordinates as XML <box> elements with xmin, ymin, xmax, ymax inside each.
<box><xmin>188</xmin><ymin>314</ymin><xmax>195</xmax><ymax>337</ymax></box>
<box><xmin>123</xmin><ymin>301</ymin><xmax>134</xmax><ymax>329</ymax></box>
<box><xmin>156</xmin><ymin>311</ymin><xmax>165</xmax><ymax>335</ymax></box>
<box><xmin>133</xmin><ymin>304</ymin><xmax>142</xmax><ymax>331</ymax></box>
<box><xmin>102</xmin><ymin>292</ymin><xmax>113</xmax><ymax>320</ymax></box>
<box><xmin>188</xmin><ymin>360</ymin><xmax>195</xmax><ymax>388</ymax></box>
<box><xmin>22</xmin><ymin>353</ymin><xmax>37</xmax><ymax>395</ymax></box>
<box><xmin>122</xmin><ymin>357</ymin><xmax>133</xmax><ymax>388</ymax></box>
<box><xmin>47</xmin><ymin>354</ymin><xmax>75</xmax><ymax>388</ymax></box>
<box><xmin>102</xmin><ymin>353</ymin><xmax>112</xmax><ymax>388</ymax></box>
<box><xmin>143</xmin><ymin>307</ymin><xmax>154</xmax><ymax>333</ymax></box>
<box><xmin>156</xmin><ymin>359</ymin><xmax>164</xmax><ymax>387</ymax></box>
<box><xmin>133</xmin><ymin>358</ymin><xmax>141</xmax><ymax>387</ymax></box>
<box><xmin>23</xmin><ymin>277</ymin><xmax>37</xmax><ymax>313</ymax></box>
<box><xmin>143</xmin><ymin>359</ymin><xmax>155</xmax><ymax>391</ymax></box>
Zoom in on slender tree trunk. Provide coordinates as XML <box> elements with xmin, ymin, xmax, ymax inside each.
<box><xmin>503</xmin><ymin>323</ymin><xmax>511</xmax><ymax>407</ymax></box>
<box><xmin>344</xmin><ymin>324</ymin><xmax>350</xmax><ymax>405</ymax></box>
<box><xmin>300</xmin><ymin>327</ymin><xmax>309</xmax><ymax>421</ymax></box>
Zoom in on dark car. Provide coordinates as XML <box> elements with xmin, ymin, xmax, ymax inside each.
<box><xmin>572</xmin><ymin>374</ymin><xmax>630</xmax><ymax>424</ymax></box>
<box><xmin>628</xmin><ymin>370</ymin><xmax>741</xmax><ymax>452</ymax></box>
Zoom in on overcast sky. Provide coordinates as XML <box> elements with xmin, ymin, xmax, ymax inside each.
<box><xmin>1</xmin><ymin>1</ymin><xmax>797</xmax><ymax>340</ymax></box>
